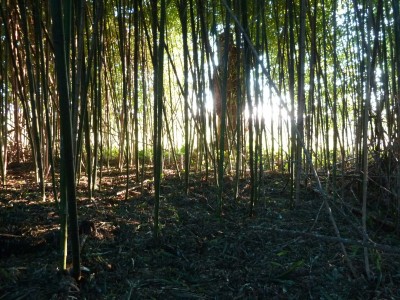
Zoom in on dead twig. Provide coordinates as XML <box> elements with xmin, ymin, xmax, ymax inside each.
<box><xmin>261</xmin><ymin>227</ymin><xmax>400</xmax><ymax>254</ymax></box>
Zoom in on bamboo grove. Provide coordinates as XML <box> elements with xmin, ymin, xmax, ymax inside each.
<box><xmin>1</xmin><ymin>0</ymin><xmax>400</xmax><ymax>279</ymax></box>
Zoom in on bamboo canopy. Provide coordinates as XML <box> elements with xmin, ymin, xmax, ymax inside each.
<box><xmin>0</xmin><ymin>0</ymin><xmax>400</xmax><ymax>282</ymax></box>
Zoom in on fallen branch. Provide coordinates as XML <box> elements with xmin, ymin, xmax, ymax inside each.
<box><xmin>261</xmin><ymin>227</ymin><xmax>400</xmax><ymax>254</ymax></box>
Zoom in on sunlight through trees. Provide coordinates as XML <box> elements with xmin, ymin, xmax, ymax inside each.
<box><xmin>1</xmin><ymin>0</ymin><xmax>400</xmax><ymax>290</ymax></box>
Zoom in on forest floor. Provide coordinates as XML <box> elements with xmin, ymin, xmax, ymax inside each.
<box><xmin>1</xmin><ymin>163</ymin><xmax>400</xmax><ymax>299</ymax></box>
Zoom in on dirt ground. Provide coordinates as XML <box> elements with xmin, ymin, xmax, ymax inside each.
<box><xmin>1</xmin><ymin>165</ymin><xmax>400</xmax><ymax>299</ymax></box>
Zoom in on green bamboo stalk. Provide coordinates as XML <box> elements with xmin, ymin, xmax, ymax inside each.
<box><xmin>50</xmin><ymin>0</ymin><xmax>81</xmax><ymax>280</ymax></box>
